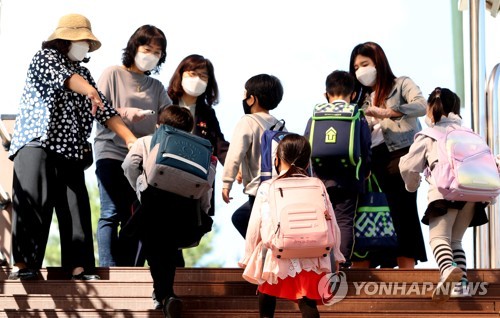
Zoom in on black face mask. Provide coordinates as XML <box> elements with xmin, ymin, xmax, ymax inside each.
<box><xmin>274</xmin><ymin>157</ymin><xmax>280</xmax><ymax>175</ymax></box>
<box><xmin>242</xmin><ymin>97</ymin><xmax>253</xmax><ymax>114</ymax></box>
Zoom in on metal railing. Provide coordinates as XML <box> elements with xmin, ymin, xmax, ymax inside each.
<box><xmin>484</xmin><ymin>63</ymin><xmax>500</xmax><ymax>268</ymax></box>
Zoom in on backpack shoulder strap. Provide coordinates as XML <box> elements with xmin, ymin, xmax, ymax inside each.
<box><xmin>247</xmin><ymin>114</ymin><xmax>285</xmax><ymax>131</ymax></box>
<box><xmin>415</xmin><ymin>127</ymin><xmax>444</xmax><ymax>141</ymax></box>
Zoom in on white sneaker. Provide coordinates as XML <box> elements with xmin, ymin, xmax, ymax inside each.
<box><xmin>450</xmin><ymin>280</ymin><xmax>472</xmax><ymax>298</ymax></box>
<box><xmin>432</xmin><ymin>266</ymin><xmax>463</xmax><ymax>302</ymax></box>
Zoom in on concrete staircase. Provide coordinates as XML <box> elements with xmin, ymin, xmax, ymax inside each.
<box><xmin>0</xmin><ymin>267</ymin><xmax>499</xmax><ymax>317</ymax></box>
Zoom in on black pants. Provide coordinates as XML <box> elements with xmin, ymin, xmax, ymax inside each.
<box><xmin>231</xmin><ymin>195</ymin><xmax>256</xmax><ymax>238</ymax></box>
<box><xmin>326</xmin><ymin>186</ymin><xmax>357</xmax><ymax>263</ymax></box>
<box><xmin>12</xmin><ymin>146</ymin><xmax>96</xmax><ymax>271</ymax></box>
<box><xmin>259</xmin><ymin>292</ymin><xmax>319</xmax><ymax>318</ymax></box>
<box><xmin>137</xmin><ymin>187</ymin><xmax>205</xmax><ymax>302</ymax></box>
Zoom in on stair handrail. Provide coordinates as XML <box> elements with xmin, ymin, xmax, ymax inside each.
<box><xmin>485</xmin><ymin>62</ymin><xmax>500</xmax><ymax>268</ymax></box>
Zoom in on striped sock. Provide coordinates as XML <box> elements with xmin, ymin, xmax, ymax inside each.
<box><xmin>430</xmin><ymin>241</ymin><xmax>454</xmax><ymax>277</ymax></box>
<box><xmin>451</xmin><ymin>244</ymin><xmax>467</xmax><ymax>282</ymax></box>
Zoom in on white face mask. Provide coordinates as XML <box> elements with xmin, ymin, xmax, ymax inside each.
<box><xmin>67</xmin><ymin>41</ymin><xmax>90</xmax><ymax>61</ymax></box>
<box><xmin>182</xmin><ymin>76</ymin><xmax>208</xmax><ymax>97</ymax></box>
<box><xmin>134</xmin><ymin>52</ymin><xmax>160</xmax><ymax>72</ymax></box>
<box><xmin>356</xmin><ymin>66</ymin><xmax>377</xmax><ymax>87</ymax></box>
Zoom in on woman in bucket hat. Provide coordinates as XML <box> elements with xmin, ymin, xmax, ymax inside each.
<box><xmin>8</xmin><ymin>13</ymin><xmax>137</xmax><ymax>280</ymax></box>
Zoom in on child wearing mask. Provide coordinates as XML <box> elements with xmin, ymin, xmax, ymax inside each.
<box><xmin>222</xmin><ymin>74</ymin><xmax>285</xmax><ymax>238</ymax></box>
<box><xmin>399</xmin><ymin>87</ymin><xmax>489</xmax><ymax>301</ymax></box>
<box><xmin>239</xmin><ymin>133</ymin><xmax>344</xmax><ymax>317</ymax></box>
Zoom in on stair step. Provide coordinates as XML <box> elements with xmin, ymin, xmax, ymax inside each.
<box><xmin>1</xmin><ymin>280</ymin><xmax>498</xmax><ymax>298</ymax></box>
<box><xmin>2</xmin><ymin>267</ymin><xmax>495</xmax><ymax>282</ymax></box>
<box><xmin>0</xmin><ymin>309</ymin><xmax>498</xmax><ymax>318</ymax></box>
<box><xmin>0</xmin><ymin>267</ymin><xmax>499</xmax><ymax>317</ymax></box>
<box><xmin>0</xmin><ymin>294</ymin><xmax>498</xmax><ymax>312</ymax></box>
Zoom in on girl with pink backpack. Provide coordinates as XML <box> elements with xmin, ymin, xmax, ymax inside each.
<box><xmin>399</xmin><ymin>87</ymin><xmax>489</xmax><ymax>302</ymax></box>
<box><xmin>239</xmin><ymin>133</ymin><xmax>344</xmax><ymax>317</ymax></box>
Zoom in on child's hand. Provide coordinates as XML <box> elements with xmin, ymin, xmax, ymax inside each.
<box><xmin>236</xmin><ymin>170</ymin><xmax>243</xmax><ymax>184</ymax></box>
<box><xmin>222</xmin><ymin>188</ymin><xmax>232</xmax><ymax>204</ymax></box>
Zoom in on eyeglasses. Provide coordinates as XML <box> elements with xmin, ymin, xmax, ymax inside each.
<box><xmin>185</xmin><ymin>70</ymin><xmax>209</xmax><ymax>82</ymax></box>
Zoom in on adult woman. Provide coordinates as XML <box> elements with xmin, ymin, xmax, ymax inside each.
<box><xmin>167</xmin><ymin>54</ymin><xmax>229</xmax><ymax>217</ymax></box>
<box><xmin>8</xmin><ymin>13</ymin><xmax>136</xmax><ymax>280</ymax></box>
<box><xmin>95</xmin><ymin>25</ymin><xmax>170</xmax><ymax>267</ymax></box>
<box><xmin>348</xmin><ymin>41</ymin><xmax>428</xmax><ymax>268</ymax></box>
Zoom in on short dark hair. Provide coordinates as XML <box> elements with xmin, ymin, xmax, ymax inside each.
<box><xmin>41</xmin><ymin>39</ymin><xmax>91</xmax><ymax>63</ymax></box>
<box><xmin>325</xmin><ymin>70</ymin><xmax>355</xmax><ymax>97</ymax></box>
<box><xmin>159</xmin><ymin>105</ymin><xmax>194</xmax><ymax>132</ymax></box>
<box><xmin>244</xmin><ymin>74</ymin><xmax>283</xmax><ymax>110</ymax></box>
<box><xmin>122</xmin><ymin>25</ymin><xmax>167</xmax><ymax>75</ymax></box>
<box><xmin>42</xmin><ymin>39</ymin><xmax>71</xmax><ymax>54</ymax></box>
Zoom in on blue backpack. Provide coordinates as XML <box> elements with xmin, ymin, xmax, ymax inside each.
<box><xmin>260</xmin><ymin>119</ymin><xmax>291</xmax><ymax>182</ymax></box>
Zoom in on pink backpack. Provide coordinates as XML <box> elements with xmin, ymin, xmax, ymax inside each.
<box><xmin>265</xmin><ymin>175</ymin><xmax>335</xmax><ymax>259</ymax></box>
<box><xmin>416</xmin><ymin>125</ymin><xmax>500</xmax><ymax>202</ymax></box>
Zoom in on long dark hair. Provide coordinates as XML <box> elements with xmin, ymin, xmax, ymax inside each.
<box><xmin>167</xmin><ymin>54</ymin><xmax>219</xmax><ymax>108</ymax></box>
<box><xmin>276</xmin><ymin>134</ymin><xmax>311</xmax><ymax>180</ymax></box>
<box><xmin>427</xmin><ymin>87</ymin><xmax>461</xmax><ymax>123</ymax></box>
<box><xmin>122</xmin><ymin>25</ymin><xmax>167</xmax><ymax>75</ymax></box>
<box><xmin>349</xmin><ymin>41</ymin><xmax>396</xmax><ymax>107</ymax></box>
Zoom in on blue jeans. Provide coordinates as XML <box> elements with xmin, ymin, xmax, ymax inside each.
<box><xmin>96</xmin><ymin>159</ymin><xmax>139</xmax><ymax>266</ymax></box>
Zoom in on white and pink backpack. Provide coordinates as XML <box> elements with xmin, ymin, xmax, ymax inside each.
<box><xmin>264</xmin><ymin>175</ymin><xmax>335</xmax><ymax>259</ymax></box>
<box><xmin>416</xmin><ymin>125</ymin><xmax>500</xmax><ymax>202</ymax></box>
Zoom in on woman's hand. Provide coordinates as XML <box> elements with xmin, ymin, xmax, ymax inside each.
<box><xmin>117</xmin><ymin>107</ymin><xmax>150</xmax><ymax>123</ymax></box>
<box><xmin>365</xmin><ymin>106</ymin><xmax>403</xmax><ymax>119</ymax></box>
<box><xmin>87</xmin><ymin>88</ymin><xmax>105</xmax><ymax>116</ymax></box>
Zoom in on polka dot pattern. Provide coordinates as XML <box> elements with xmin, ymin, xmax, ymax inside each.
<box><xmin>9</xmin><ymin>49</ymin><xmax>118</xmax><ymax>160</ymax></box>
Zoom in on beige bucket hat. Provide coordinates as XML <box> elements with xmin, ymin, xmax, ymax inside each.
<box><xmin>47</xmin><ymin>13</ymin><xmax>101</xmax><ymax>52</ymax></box>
